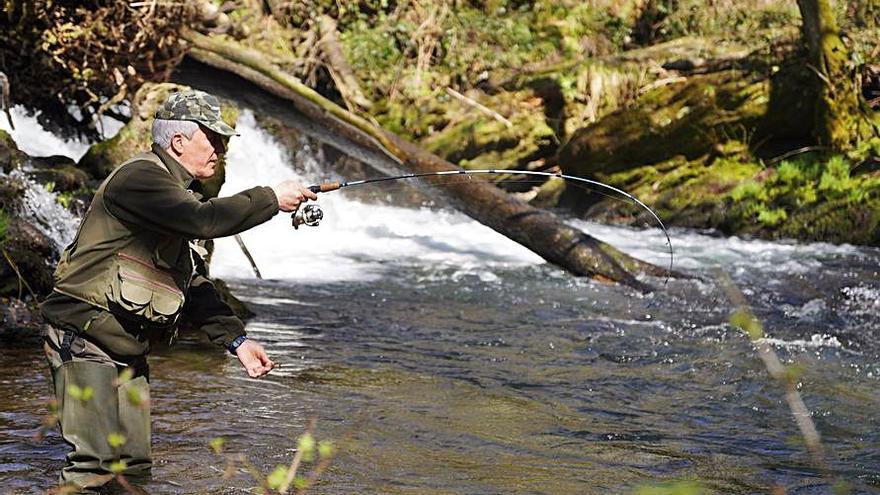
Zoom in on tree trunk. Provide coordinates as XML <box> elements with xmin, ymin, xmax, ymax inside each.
<box><xmin>180</xmin><ymin>29</ymin><xmax>672</xmax><ymax>291</ymax></box>
<box><xmin>796</xmin><ymin>0</ymin><xmax>864</xmax><ymax>149</ymax></box>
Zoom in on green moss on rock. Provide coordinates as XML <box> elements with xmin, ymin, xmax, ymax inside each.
<box><xmin>421</xmin><ymin>89</ymin><xmax>555</xmax><ymax>171</ymax></box>
<box><xmin>557</xmin><ymin>70</ymin><xmax>770</xmax><ymax>181</ymax></box>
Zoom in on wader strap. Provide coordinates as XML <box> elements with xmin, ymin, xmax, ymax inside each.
<box><xmin>59</xmin><ymin>331</ymin><xmax>74</xmax><ymax>363</ymax></box>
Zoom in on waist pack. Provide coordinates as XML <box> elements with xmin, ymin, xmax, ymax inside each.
<box><xmin>108</xmin><ymin>252</ymin><xmax>184</xmax><ymax>327</ymax></box>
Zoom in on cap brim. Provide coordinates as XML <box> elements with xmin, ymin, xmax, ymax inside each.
<box><xmin>201</xmin><ymin>119</ymin><xmax>239</xmax><ymax>137</ymax></box>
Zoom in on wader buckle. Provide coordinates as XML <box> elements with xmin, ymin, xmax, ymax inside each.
<box><xmin>59</xmin><ymin>331</ymin><xmax>75</xmax><ymax>363</ymax></box>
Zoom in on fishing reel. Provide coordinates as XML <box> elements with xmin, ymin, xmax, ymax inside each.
<box><xmin>292</xmin><ymin>203</ymin><xmax>323</xmax><ymax>229</ymax></box>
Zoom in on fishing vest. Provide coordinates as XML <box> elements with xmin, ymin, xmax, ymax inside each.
<box><xmin>53</xmin><ymin>152</ymin><xmax>193</xmax><ymax>327</ymax></box>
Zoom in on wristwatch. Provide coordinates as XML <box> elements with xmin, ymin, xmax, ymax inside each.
<box><xmin>228</xmin><ymin>335</ymin><xmax>249</xmax><ymax>355</ymax></box>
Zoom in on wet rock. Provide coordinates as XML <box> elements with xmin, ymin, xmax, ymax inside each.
<box><xmin>28</xmin><ymin>155</ymin><xmax>90</xmax><ymax>192</ymax></box>
<box><xmin>0</xmin><ymin>217</ymin><xmax>56</xmax><ymax>298</ymax></box>
<box><xmin>0</xmin><ymin>129</ymin><xmax>27</xmax><ymax>173</ymax></box>
<box><xmin>556</xmin><ymin>70</ymin><xmax>771</xmax><ymax>185</ymax></box>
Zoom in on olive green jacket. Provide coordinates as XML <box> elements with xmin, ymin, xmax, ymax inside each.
<box><xmin>43</xmin><ymin>144</ymin><xmax>278</xmax><ymax>356</ymax></box>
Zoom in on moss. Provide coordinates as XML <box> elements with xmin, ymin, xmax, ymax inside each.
<box><xmin>584</xmin><ymin>146</ymin><xmax>880</xmax><ymax>245</ymax></box>
<box><xmin>530</xmin><ymin>177</ymin><xmax>566</xmax><ymax>208</ymax></box>
<box><xmin>0</xmin><ymin>129</ymin><xmax>27</xmax><ymax>173</ymax></box>
<box><xmin>0</xmin><ymin>209</ymin><xmax>7</xmax><ymax>242</ymax></box>
<box><xmin>557</xmin><ymin>70</ymin><xmax>771</xmax><ymax>186</ymax></box>
<box><xmin>421</xmin><ymin>91</ymin><xmax>555</xmax><ymax>170</ymax></box>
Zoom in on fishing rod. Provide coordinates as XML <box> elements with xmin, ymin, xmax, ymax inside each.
<box><xmin>292</xmin><ymin>169</ymin><xmax>674</xmax><ymax>277</ymax></box>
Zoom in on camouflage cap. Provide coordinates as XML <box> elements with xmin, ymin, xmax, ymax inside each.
<box><xmin>155</xmin><ymin>90</ymin><xmax>239</xmax><ymax>137</ymax></box>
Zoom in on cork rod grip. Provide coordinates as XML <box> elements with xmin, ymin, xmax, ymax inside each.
<box><xmin>308</xmin><ymin>182</ymin><xmax>341</xmax><ymax>194</ymax></box>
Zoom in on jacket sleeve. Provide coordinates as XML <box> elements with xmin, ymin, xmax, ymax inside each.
<box><xmin>181</xmin><ymin>249</ymin><xmax>247</xmax><ymax>349</ymax></box>
<box><xmin>104</xmin><ymin>161</ymin><xmax>279</xmax><ymax>239</ymax></box>
<box><xmin>183</xmin><ymin>275</ymin><xmax>247</xmax><ymax>349</ymax></box>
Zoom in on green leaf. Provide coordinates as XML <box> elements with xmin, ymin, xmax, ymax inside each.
<box><xmin>126</xmin><ymin>387</ymin><xmax>144</xmax><ymax>407</ymax></box>
<box><xmin>80</xmin><ymin>387</ymin><xmax>94</xmax><ymax>402</ymax></box>
<box><xmin>266</xmin><ymin>465</ymin><xmax>288</xmax><ymax>490</ymax></box>
<box><xmin>298</xmin><ymin>432</ymin><xmax>316</xmax><ymax>454</ymax></box>
<box><xmin>109</xmin><ymin>459</ymin><xmax>127</xmax><ymax>474</ymax></box>
<box><xmin>117</xmin><ymin>367</ymin><xmax>134</xmax><ymax>385</ymax></box>
<box><xmin>293</xmin><ymin>476</ymin><xmax>308</xmax><ymax>489</ymax></box>
<box><xmin>107</xmin><ymin>433</ymin><xmax>127</xmax><ymax>448</ymax></box>
<box><xmin>66</xmin><ymin>384</ymin><xmax>82</xmax><ymax>400</ymax></box>
<box><xmin>297</xmin><ymin>432</ymin><xmax>316</xmax><ymax>462</ymax></box>
<box><xmin>730</xmin><ymin>309</ymin><xmax>763</xmax><ymax>341</ymax></box>
<box><xmin>209</xmin><ymin>437</ymin><xmax>225</xmax><ymax>454</ymax></box>
<box><xmin>318</xmin><ymin>440</ymin><xmax>335</xmax><ymax>459</ymax></box>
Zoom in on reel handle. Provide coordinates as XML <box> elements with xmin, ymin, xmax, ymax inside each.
<box><xmin>308</xmin><ymin>182</ymin><xmax>341</xmax><ymax>194</ymax></box>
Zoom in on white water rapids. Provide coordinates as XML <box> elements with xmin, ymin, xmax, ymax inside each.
<box><xmin>2</xmin><ymin>108</ymin><xmax>876</xmax><ymax>353</ymax></box>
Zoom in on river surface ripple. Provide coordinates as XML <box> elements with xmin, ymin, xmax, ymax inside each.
<box><xmin>1</xmin><ymin>237</ymin><xmax>878</xmax><ymax>494</ymax></box>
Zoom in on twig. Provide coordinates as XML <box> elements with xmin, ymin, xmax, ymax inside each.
<box><xmin>716</xmin><ymin>270</ymin><xmax>829</xmax><ymax>472</ymax></box>
<box><xmin>234</xmin><ymin>234</ymin><xmax>262</xmax><ymax>279</ymax></box>
<box><xmin>1</xmin><ymin>247</ymin><xmax>37</xmax><ymax>301</ymax></box>
<box><xmin>638</xmin><ymin>76</ymin><xmax>688</xmax><ymax>95</ymax></box>
<box><xmin>766</xmin><ymin>145</ymin><xmax>830</xmax><ymax>165</ymax></box>
<box><xmin>805</xmin><ymin>63</ymin><xmax>834</xmax><ymax>91</ymax></box>
<box><xmin>445</xmin><ymin>87</ymin><xmax>513</xmax><ymax>129</ymax></box>
<box><xmin>279</xmin><ymin>418</ymin><xmax>316</xmax><ymax>494</ymax></box>
<box><xmin>317</xmin><ymin>15</ymin><xmax>372</xmax><ymax>111</ymax></box>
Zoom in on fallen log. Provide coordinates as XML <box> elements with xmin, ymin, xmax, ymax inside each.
<box><xmin>317</xmin><ymin>15</ymin><xmax>372</xmax><ymax>111</ymax></box>
<box><xmin>179</xmin><ymin>29</ymin><xmax>671</xmax><ymax>290</ymax></box>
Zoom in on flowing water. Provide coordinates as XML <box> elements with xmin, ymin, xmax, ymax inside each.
<box><xmin>1</xmin><ymin>111</ymin><xmax>878</xmax><ymax>494</ymax></box>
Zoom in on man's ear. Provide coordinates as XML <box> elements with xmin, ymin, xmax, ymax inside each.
<box><xmin>170</xmin><ymin>133</ymin><xmax>186</xmax><ymax>155</ymax></box>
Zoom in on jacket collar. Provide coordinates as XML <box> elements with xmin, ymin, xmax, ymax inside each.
<box><xmin>151</xmin><ymin>143</ymin><xmax>197</xmax><ymax>190</ymax></box>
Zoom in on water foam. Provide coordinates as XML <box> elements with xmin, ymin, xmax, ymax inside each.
<box><xmin>0</xmin><ymin>105</ymin><xmax>123</xmax><ymax>160</ymax></box>
<box><xmin>757</xmin><ymin>333</ymin><xmax>843</xmax><ymax>350</ymax></box>
<box><xmin>576</xmin><ymin>220</ymin><xmax>858</xmax><ymax>275</ymax></box>
<box><xmin>211</xmin><ymin>111</ymin><xmax>542</xmax><ymax>282</ymax></box>
<box><xmin>0</xmin><ymin>168</ymin><xmax>78</xmax><ymax>252</ymax></box>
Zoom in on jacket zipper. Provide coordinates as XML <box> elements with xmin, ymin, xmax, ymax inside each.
<box><xmin>118</xmin><ymin>268</ymin><xmax>184</xmax><ymax>296</ymax></box>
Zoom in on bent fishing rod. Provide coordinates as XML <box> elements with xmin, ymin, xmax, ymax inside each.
<box><xmin>291</xmin><ymin>169</ymin><xmax>674</xmax><ymax>277</ymax></box>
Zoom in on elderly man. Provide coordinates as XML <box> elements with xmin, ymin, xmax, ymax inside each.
<box><xmin>40</xmin><ymin>89</ymin><xmax>316</xmax><ymax>490</ymax></box>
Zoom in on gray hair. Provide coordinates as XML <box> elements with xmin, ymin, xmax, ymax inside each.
<box><xmin>151</xmin><ymin>119</ymin><xmax>199</xmax><ymax>149</ymax></box>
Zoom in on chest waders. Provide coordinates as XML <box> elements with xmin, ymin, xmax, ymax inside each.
<box><xmin>44</xmin><ymin>153</ymin><xmax>188</xmax><ymax>491</ymax></box>
<box><xmin>44</xmin><ymin>323</ymin><xmax>152</xmax><ymax>491</ymax></box>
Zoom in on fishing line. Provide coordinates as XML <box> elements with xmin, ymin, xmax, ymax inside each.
<box><xmin>302</xmin><ymin>169</ymin><xmax>674</xmax><ymax>280</ymax></box>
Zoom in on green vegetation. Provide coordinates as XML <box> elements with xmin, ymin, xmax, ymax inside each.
<box><xmin>209</xmin><ymin>426</ymin><xmax>336</xmax><ymax>494</ymax></box>
<box><xmin>634</xmin><ymin>480</ymin><xmax>706</xmax><ymax>495</ymax></box>
<box><xmin>0</xmin><ymin>209</ymin><xmax>7</xmax><ymax>243</ymax></box>
<box><xmin>3</xmin><ymin>0</ymin><xmax>878</xmax><ymax>244</ymax></box>
<box><xmin>591</xmin><ymin>148</ymin><xmax>880</xmax><ymax>244</ymax></box>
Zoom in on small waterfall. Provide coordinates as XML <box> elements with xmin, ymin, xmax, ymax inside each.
<box><xmin>1</xmin><ymin>105</ymin><xmax>871</xmax><ymax>284</ymax></box>
<box><xmin>0</xmin><ymin>106</ymin><xmax>104</xmax><ymax>253</ymax></box>
<box><xmin>212</xmin><ymin>111</ymin><xmax>543</xmax><ymax>282</ymax></box>
<box><xmin>0</xmin><ymin>168</ymin><xmax>78</xmax><ymax>252</ymax></box>
<box><xmin>0</xmin><ymin>105</ymin><xmax>123</xmax><ymax>160</ymax></box>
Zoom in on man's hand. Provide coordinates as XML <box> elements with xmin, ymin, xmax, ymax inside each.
<box><xmin>235</xmin><ymin>339</ymin><xmax>275</xmax><ymax>378</ymax></box>
<box><xmin>272</xmin><ymin>180</ymin><xmax>318</xmax><ymax>212</ymax></box>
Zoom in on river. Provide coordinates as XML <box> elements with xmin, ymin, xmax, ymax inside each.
<box><xmin>1</xmin><ymin>110</ymin><xmax>878</xmax><ymax>494</ymax></box>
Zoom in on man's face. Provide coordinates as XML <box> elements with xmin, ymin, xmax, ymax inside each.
<box><xmin>175</xmin><ymin>125</ymin><xmax>226</xmax><ymax>179</ymax></box>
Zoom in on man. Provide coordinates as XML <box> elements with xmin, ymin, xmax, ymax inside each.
<box><xmin>40</xmin><ymin>89</ymin><xmax>317</xmax><ymax>491</ymax></box>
